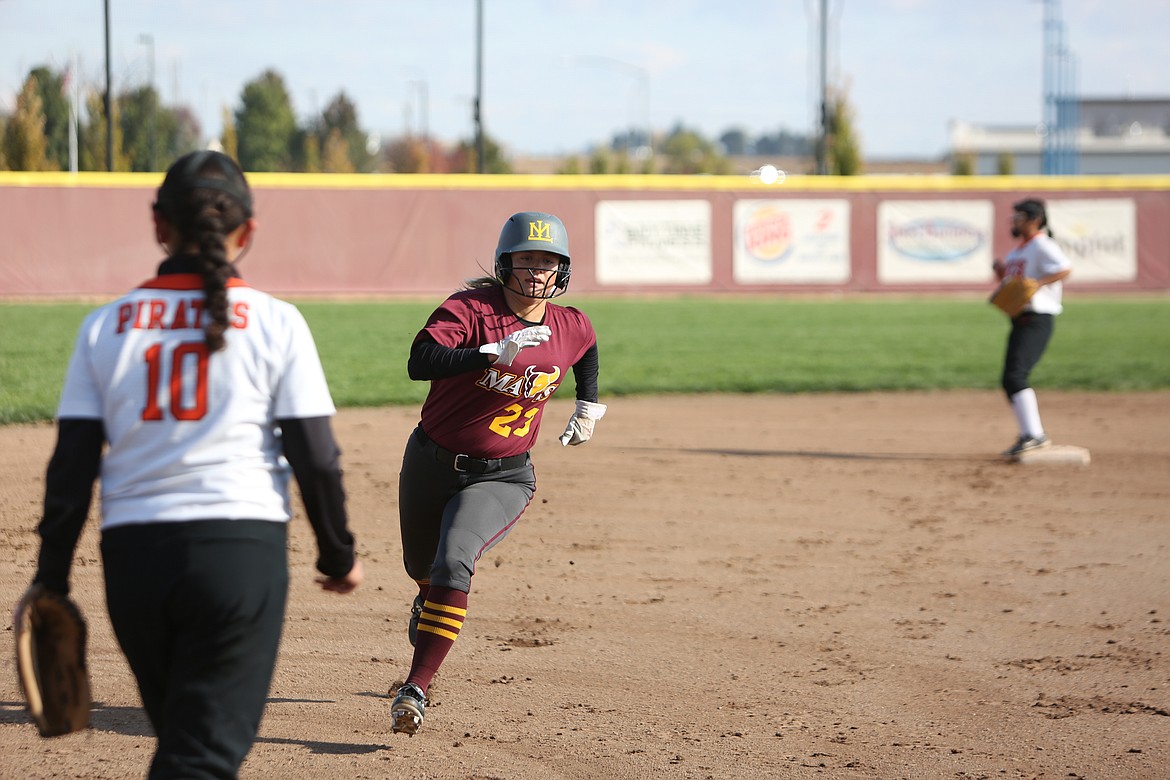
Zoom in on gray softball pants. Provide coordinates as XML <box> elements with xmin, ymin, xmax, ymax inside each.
<box><xmin>398</xmin><ymin>426</ymin><xmax>536</xmax><ymax>592</ymax></box>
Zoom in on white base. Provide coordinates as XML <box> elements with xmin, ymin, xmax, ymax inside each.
<box><xmin>1012</xmin><ymin>444</ymin><xmax>1091</xmax><ymax>466</ymax></box>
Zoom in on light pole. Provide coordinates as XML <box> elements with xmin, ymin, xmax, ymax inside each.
<box><xmin>139</xmin><ymin>34</ymin><xmax>156</xmax><ymax>170</ymax></box>
<box><xmin>409</xmin><ymin>79</ymin><xmax>429</xmax><ymax>142</ymax></box>
<box><xmin>103</xmin><ymin>0</ymin><xmax>113</xmax><ymax>171</ymax></box>
<box><xmin>391</xmin><ymin>65</ymin><xmax>429</xmax><ymax>142</ymax></box>
<box><xmin>572</xmin><ymin>55</ymin><xmax>652</xmax><ymax>161</ymax></box>
<box><xmin>814</xmin><ymin>0</ymin><xmax>829</xmax><ymax>175</ymax></box>
<box><xmin>474</xmin><ymin>0</ymin><xmax>484</xmax><ymax>173</ymax></box>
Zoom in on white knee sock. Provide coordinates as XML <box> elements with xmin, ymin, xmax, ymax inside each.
<box><xmin>1010</xmin><ymin>388</ymin><xmax>1044</xmax><ymax>438</ymax></box>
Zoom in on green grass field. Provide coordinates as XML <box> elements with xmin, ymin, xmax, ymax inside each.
<box><xmin>2</xmin><ymin>296</ymin><xmax>1168</xmax><ymax>425</ymax></box>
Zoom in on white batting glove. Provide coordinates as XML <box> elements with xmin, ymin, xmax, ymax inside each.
<box><xmin>479</xmin><ymin>325</ymin><xmax>552</xmax><ymax>366</ymax></box>
<box><xmin>559</xmin><ymin>400</ymin><xmax>607</xmax><ymax>446</ymax></box>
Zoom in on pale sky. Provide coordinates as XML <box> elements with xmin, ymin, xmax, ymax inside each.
<box><xmin>3</xmin><ymin>0</ymin><xmax>1168</xmax><ymax>160</ymax></box>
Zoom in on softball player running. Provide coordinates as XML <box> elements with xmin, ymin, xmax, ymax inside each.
<box><xmin>27</xmin><ymin>151</ymin><xmax>363</xmax><ymax>778</ymax></box>
<box><xmin>994</xmin><ymin>198</ymin><xmax>1072</xmax><ymax>457</ymax></box>
<box><xmin>389</xmin><ymin>211</ymin><xmax>606</xmax><ymax>736</ymax></box>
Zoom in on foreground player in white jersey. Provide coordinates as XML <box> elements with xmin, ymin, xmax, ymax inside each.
<box><xmin>993</xmin><ymin>198</ymin><xmax>1072</xmax><ymax>457</ymax></box>
<box><xmin>23</xmin><ymin>151</ymin><xmax>363</xmax><ymax>779</ymax></box>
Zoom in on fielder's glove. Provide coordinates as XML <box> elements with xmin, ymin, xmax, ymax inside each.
<box><xmin>559</xmin><ymin>400</ymin><xmax>607</xmax><ymax>446</ymax></box>
<box><xmin>989</xmin><ymin>276</ymin><xmax>1040</xmax><ymax>317</ymax></box>
<box><xmin>479</xmin><ymin>325</ymin><xmax>552</xmax><ymax>367</ymax></box>
<box><xmin>12</xmin><ymin>584</ymin><xmax>91</xmax><ymax>737</ymax></box>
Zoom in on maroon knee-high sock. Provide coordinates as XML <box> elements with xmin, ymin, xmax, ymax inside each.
<box><xmin>406</xmin><ymin>586</ymin><xmax>468</xmax><ymax>693</ymax></box>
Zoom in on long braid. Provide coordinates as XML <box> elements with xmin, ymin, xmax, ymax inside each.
<box><xmin>191</xmin><ymin>197</ymin><xmax>234</xmax><ymax>352</ymax></box>
<box><xmin>153</xmin><ymin>151</ymin><xmax>253</xmax><ymax>353</ymax></box>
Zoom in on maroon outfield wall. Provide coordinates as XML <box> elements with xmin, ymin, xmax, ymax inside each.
<box><xmin>1</xmin><ymin>172</ymin><xmax>1167</xmax><ymax>297</ymax></box>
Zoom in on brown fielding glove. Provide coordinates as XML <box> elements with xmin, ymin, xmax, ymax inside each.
<box><xmin>13</xmin><ymin>584</ymin><xmax>91</xmax><ymax>737</ymax></box>
<box><xmin>989</xmin><ymin>276</ymin><xmax>1040</xmax><ymax>317</ymax></box>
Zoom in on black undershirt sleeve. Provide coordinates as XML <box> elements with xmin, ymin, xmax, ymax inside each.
<box><xmin>35</xmin><ymin>418</ymin><xmax>105</xmax><ymax>595</ymax></box>
<box><xmin>409</xmin><ymin>334</ymin><xmax>599</xmax><ymax>402</ymax></box>
<box><xmin>278</xmin><ymin>416</ymin><xmax>356</xmax><ymax>579</ymax></box>
<box><xmin>572</xmin><ymin>343</ymin><xmax>600</xmax><ymax>402</ymax></box>
<box><xmin>408</xmin><ymin>338</ymin><xmax>492</xmax><ymax>380</ymax></box>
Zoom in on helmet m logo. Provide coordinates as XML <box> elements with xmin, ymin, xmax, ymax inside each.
<box><xmin>528</xmin><ymin>221</ymin><xmax>554</xmax><ymax>243</ymax></box>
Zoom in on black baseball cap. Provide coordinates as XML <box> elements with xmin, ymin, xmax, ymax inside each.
<box><xmin>153</xmin><ymin>150</ymin><xmax>253</xmax><ymax>219</ymax></box>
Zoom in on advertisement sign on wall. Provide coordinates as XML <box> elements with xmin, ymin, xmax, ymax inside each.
<box><xmin>877</xmin><ymin>200</ymin><xmax>994</xmax><ymax>283</ymax></box>
<box><xmin>595</xmin><ymin>200</ymin><xmax>712</xmax><ymax>285</ymax></box>
<box><xmin>1048</xmin><ymin>199</ymin><xmax>1137</xmax><ymax>283</ymax></box>
<box><xmin>732</xmin><ymin>199</ymin><xmax>851</xmax><ymax>284</ymax></box>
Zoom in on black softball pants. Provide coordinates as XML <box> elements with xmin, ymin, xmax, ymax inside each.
<box><xmin>101</xmin><ymin>519</ymin><xmax>289</xmax><ymax>780</ymax></box>
<box><xmin>1002</xmin><ymin>312</ymin><xmax>1054</xmax><ymax>397</ymax></box>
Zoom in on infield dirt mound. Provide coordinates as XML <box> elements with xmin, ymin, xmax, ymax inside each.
<box><xmin>1</xmin><ymin>391</ymin><xmax>1167</xmax><ymax>779</ymax></box>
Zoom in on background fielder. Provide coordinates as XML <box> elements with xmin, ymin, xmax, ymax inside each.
<box><xmin>993</xmin><ymin>197</ymin><xmax>1073</xmax><ymax>457</ymax></box>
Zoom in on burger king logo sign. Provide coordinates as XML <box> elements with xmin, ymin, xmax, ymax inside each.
<box><xmin>742</xmin><ymin>205</ymin><xmax>794</xmax><ymax>264</ymax></box>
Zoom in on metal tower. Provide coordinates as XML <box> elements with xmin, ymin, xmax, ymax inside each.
<box><xmin>1042</xmin><ymin>0</ymin><xmax>1079</xmax><ymax>175</ymax></box>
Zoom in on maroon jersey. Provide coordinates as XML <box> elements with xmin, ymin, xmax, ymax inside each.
<box><xmin>416</xmin><ymin>286</ymin><xmax>596</xmax><ymax>457</ymax></box>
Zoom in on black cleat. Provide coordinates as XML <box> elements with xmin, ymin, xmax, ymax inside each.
<box><xmin>1004</xmin><ymin>434</ymin><xmax>1050</xmax><ymax>458</ymax></box>
<box><xmin>391</xmin><ymin>682</ymin><xmax>427</xmax><ymax>736</ymax></box>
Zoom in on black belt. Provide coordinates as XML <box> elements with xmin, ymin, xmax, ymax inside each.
<box><xmin>418</xmin><ymin>428</ymin><xmax>528</xmax><ymax>474</ymax></box>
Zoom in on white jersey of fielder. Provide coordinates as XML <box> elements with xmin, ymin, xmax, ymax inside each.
<box><xmin>57</xmin><ymin>274</ymin><xmax>336</xmax><ymax>529</ymax></box>
<box><xmin>1003</xmin><ymin>233</ymin><xmax>1072</xmax><ymax>315</ymax></box>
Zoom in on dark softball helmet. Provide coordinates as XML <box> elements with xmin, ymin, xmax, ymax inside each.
<box><xmin>494</xmin><ymin>211</ymin><xmax>571</xmax><ymax>299</ymax></box>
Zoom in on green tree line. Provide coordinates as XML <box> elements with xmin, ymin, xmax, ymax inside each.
<box><xmin>1</xmin><ymin>65</ymin><xmax>861</xmax><ymax>175</ymax></box>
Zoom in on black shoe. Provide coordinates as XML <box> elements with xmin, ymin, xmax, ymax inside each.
<box><xmin>391</xmin><ymin>682</ymin><xmax>427</xmax><ymax>735</ymax></box>
<box><xmin>408</xmin><ymin>595</ymin><xmax>423</xmax><ymax>647</ymax></box>
<box><xmin>1004</xmin><ymin>434</ymin><xmax>1050</xmax><ymax>457</ymax></box>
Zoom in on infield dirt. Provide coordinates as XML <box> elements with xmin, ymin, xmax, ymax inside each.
<box><xmin>2</xmin><ymin>391</ymin><xmax>1167</xmax><ymax>779</ymax></box>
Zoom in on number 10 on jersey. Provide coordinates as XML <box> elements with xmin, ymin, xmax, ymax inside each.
<box><xmin>142</xmin><ymin>341</ymin><xmax>210</xmax><ymax>421</ymax></box>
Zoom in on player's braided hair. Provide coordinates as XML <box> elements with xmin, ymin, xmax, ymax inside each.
<box><xmin>153</xmin><ymin>151</ymin><xmax>253</xmax><ymax>352</ymax></box>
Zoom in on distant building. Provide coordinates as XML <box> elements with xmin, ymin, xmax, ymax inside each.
<box><xmin>950</xmin><ymin>96</ymin><xmax>1170</xmax><ymax>175</ymax></box>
